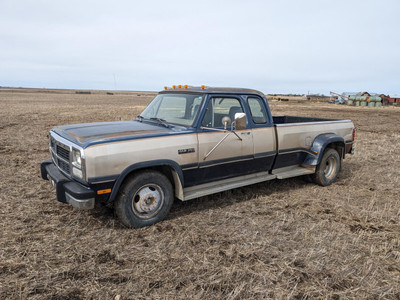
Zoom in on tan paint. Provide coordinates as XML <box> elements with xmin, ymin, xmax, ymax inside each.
<box><xmin>276</xmin><ymin>122</ymin><xmax>353</xmax><ymax>151</ymax></box>
<box><xmin>85</xmin><ymin>133</ymin><xmax>198</xmax><ymax>179</ymax></box>
<box><xmin>84</xmin><ymin>121</ymin><xmax>353</xmax><ymax>180</ymax></box>
<box><xmin>82</xmin><ymin>120</ymin><xmax>353</xmax><ymax>201</ymax></box>
<box><xmin>171</xmin><ymin>170</ymin><xmax>184</xmax><ymax>200</ymax></box>
<box><xmin>198</xmin><ymin>130</ymin><xmax>253</xmax><ymax>162</ymax></box>
<box><xmin>252</xmin><ymin>127</ymin><xmax>276</xmax><ymax>155</ymax></box>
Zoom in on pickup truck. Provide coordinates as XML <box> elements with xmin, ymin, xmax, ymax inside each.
<box><xmin>41</xmin><ymin>86</ymin><xmax>355</xmax><ymax>228</ymax></box>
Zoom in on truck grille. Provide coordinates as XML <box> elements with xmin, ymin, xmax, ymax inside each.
<box><xmin>50</xmin><ymin>135</ymin><xmax>71</xmax><ymax>176</ymax></box>
<box><xmin>56</xmin><ymin>145</ymin><xmax>70</xmax><ymax>161</ymax></box>
<box><xmin>58</xmin><ymin>159</ymin><xmax>70</xmax><ymax>173</ymax></box>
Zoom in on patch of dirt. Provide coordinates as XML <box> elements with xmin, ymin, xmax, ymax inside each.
<box><xmin>0</xmin><ymin>90</ymin><xmax>399</xmax><ymax>299</ymax></box>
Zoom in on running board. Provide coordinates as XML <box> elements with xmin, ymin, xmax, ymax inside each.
<box><xmin>183</xmin><ymin>171</ymin><xmax>276</xmax><ymax>201</ymax></box>
<box><xmin>272</xmin><ymin>165</ymin><xmax>315</xmax><ymax>179</ymax></box>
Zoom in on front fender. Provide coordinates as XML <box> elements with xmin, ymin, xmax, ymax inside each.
<box><xmin>303</xmin><ymin>133</ymin><xmax>344</xmax><ymax>166</ymax></box>
<box><xmin>108</xmin><ymin>159</ymin><xmax>184</xmax><ymax>203</ymax></box>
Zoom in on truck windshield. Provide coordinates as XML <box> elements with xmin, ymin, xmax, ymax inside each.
<box><xmin>140</xmin><ymin>93</ymin><xmax>204</xmax><ymax>126</ymax></box>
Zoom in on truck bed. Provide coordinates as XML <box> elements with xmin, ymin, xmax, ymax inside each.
<box><xmin>272</xmin><ymin>116</ymin><xmax>354</xmax><ymax>170</ymax></box>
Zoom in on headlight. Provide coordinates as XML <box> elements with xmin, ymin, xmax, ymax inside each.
<box><xmin>72</xmin><ymin>167</ymin><xmax>83</xmax><ymax>179</ymax></box>
<box><xmin>72</xmin><ymin>148</ymin><xmax>82</xmax><ymax>169</ymax></box>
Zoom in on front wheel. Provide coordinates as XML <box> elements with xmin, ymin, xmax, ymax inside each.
<box><xmin>312</xmin><ymin>148</ymin><xmax>341</xmax><ymax>186</ymax></box>
<box><xmin>115</xmin><ymin>171</ymin><xmax>174</xmax><ymax>228</ymax></box>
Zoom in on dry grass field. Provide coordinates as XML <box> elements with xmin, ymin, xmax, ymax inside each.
<box><xmin>0</xmin><ymin>89</ymin><xmax>399</xmax><ymax>299</ymax></box>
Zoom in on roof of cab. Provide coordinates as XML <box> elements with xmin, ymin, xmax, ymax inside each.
<box><xmin>159</xmin><ymin>86</ymin><xmax>266</xmax><ymax>97</ymax></box>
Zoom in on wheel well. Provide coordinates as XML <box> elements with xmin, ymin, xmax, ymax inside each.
<box><xmin>326</xmin><ymin>142</ymin><xmax>345</xmax><ymax>158</ymax></box>
<box><xmin>148</xmin><ymin>166</ymin><xmax>175</xmax><ymax>187</ymax></box>
<box><xmin>117</xmin><ymin>165</ymin><xmax>182</xmax><ymax>200</ymax></box>
<box><xmin>123</xmin><ymin>166</ymin><xmax>175</xmax><ymax>188</ymax></box>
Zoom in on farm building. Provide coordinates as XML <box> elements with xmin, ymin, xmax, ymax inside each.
<box><xmin>389</xmin><ymin>94</ymin><xmax>400</xmax><ymax>104</ymax></box>
<box><xmin>379</xmin><ymin>94</ymin><xmax>390</xmax><ymax>106</ymax></box>
<box><xmin>378</xmin><ymin>94</ymin><xmax>400</xmax><ymax>105</ymax></box>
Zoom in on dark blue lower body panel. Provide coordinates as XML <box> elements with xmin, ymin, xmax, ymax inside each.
<box><xmin>273</xmin><ymin>151</ymin><xmax>308</xmax><ymax>169</ymax></box>
<box><xmin>182</xmin><ymin>155</ymin><xmax>275</xmax><ymax>187</ymax></box>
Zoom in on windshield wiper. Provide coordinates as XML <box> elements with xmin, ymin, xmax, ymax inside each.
<box><xmin>149</xmin><ymin>117</ymin><xmax>170</xmax><ymax>128</ymax></box>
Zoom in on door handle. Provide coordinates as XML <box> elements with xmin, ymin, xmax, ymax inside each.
<box><xmin>240</xmin><ymin>131</ymin><xmax>251</xmax><ymax>135</ymax></box>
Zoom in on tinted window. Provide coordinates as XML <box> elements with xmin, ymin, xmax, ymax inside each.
<box><xmin>247</xmin><ymin>97</ymin><xmax>267</xmax><ymax>124</ymax></box>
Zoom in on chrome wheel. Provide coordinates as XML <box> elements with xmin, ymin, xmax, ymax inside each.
<box><xmin>324</xmin><ymin>156</ymin><xmax>337</xmax><ymax>180</ymax></box>
<box><xmin>132</xmin><ymin>184</ymin><xmax>164</xmax><ymax>219</ymax></box>
<box><xmin>115</xmin><ymin>171</ymin><xmax>174</xmax><ymax>228</ymax></box>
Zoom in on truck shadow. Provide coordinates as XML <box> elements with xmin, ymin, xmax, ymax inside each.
<box><xmin>169</xmin><ymin>178</ymin><xmax>304</xmax><ymax>216</ymax></box>
<box><xmin>168</xmin><ymin>160</ymin><xmax>362</xmax><ymax>222</ymax></box>
<box><xmin>89</xmin><ymin>160</ymin><xmax>362</xmax><ymax>229</ymax></box>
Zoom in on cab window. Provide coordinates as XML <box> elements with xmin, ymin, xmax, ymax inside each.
<box><xmin>201</xmin><ymin>97</ymin><xmax>244</xmax><ymax>128</ymax></box>
<box><xmin>247</xmin><ymin>97</ymin><xmax>267</xmax><ymax>124</ymax></box>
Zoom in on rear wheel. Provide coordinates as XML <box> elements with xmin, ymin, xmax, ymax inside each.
<box><xmin>312</xmin><ymin>148</ymin><xmax>341</xmax><ymax>186</ymax></box>
<box><xmin>115</xmin><ymin>171</ymin><xmax>174</xmax><ymax>228</ymax></box>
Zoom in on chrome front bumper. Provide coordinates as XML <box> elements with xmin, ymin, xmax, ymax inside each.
<box><xmin>65</xmin><ymin>192</ymin><xmax>94</xmax><ymax>209</ymax></box>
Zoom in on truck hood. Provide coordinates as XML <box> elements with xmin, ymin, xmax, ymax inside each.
<box><xmin>52</xmin><ymin>120</ymin><xmax>189</xmax><ymax>148</ymax></box>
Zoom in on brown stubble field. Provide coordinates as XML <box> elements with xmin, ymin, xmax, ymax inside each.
<box><xmin>0</xmin><ymin>89</ymin><xmax>399</xmax><ymax>299</ymax></box>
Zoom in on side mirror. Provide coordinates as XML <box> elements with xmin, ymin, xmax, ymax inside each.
<box><xmin>221</xmin><ymin>116</ymin><xmax>231</xmax><ymax>130</ymax></box>
<box><xmin>234</xmin><ymin>113</ymin><xmax>246</xmax><ymax>130</ymax></box>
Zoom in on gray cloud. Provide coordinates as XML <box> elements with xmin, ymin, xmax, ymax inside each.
<box><xmin>1</xmin><ymin>0</ymin><xmax>399</xmax><ymax>94</ymax></box>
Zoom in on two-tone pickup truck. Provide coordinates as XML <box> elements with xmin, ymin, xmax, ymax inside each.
<box><xmin>41</xmin><ymin>86</ymin><xmax>355</xmax><ymax>228</ymax></box>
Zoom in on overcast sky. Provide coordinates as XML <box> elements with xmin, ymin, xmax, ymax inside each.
<box><xmin>0</xmin><ymin>0</ymin><xmax>399</xmax><ymax>94</ymax></box>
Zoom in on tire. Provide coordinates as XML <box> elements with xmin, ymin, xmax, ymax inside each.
<box><xmin>311</xmin><ymin>148</ymin><xmax>341</xmax><ymax>186</ymax></box>
<box><xmin>115</xmin><ymin>170</ymin><xmax>174</xmax><ymax>228</ymax></box>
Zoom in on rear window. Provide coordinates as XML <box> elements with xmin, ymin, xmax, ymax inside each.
<box><xmin>247</xmin><ymin>97</ymin><xmax>267</xmax><ymax>124</ymax></box>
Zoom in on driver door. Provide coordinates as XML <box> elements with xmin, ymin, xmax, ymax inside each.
<box><xmin>195</xmin><ymin>96</ymin><xmax>254</xmax><ymax>185</ymax></box>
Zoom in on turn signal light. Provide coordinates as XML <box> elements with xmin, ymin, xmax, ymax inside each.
<box><xmin>184</xmin><ymin>85</ymin><xmax>188</xmax><ymax>88</ymax></box>
<box><xmin>164</xmin><ymin>86</ymin><xmax>168</xmax><ymax>90</ymax></box>
<box><xmin>172</xmin><ymin>85</ymin><xmax>176</xmax><ymax>89</ymax></box>
<box><xmin>201</xmin><ymin>85</ymin><xmax>205</xmax><ymax>89</ymax></box>
<box><xmin>97</xmin><ymin>188</ymin><xmax>111</xmax><ymax>195</ymax></box>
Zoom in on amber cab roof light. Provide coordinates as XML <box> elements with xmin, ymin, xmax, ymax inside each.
<box><xmin>163</xmin><ymin>85</ymin><xmax>208</xmax><ymax>91</ymax></box>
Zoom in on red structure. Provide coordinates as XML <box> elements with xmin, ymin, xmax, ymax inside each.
<box><xmin>330</xmin><ymin>91</ymin><xmax>349</xmax><ymax>99</ymax></box>
<box><xmin>378</xmin><ymin>94</ymin><xmax>400</xmax><ymax>105</ymax></box>
<box><xmin>389</xmin><ymin>94</ymin><xmax>400</xmax><ymax>104</ymax></box>
<box><xmin>380</xmin><ymin>94</ymin><xmax>390</xmax><ymax>106</ymax></box>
